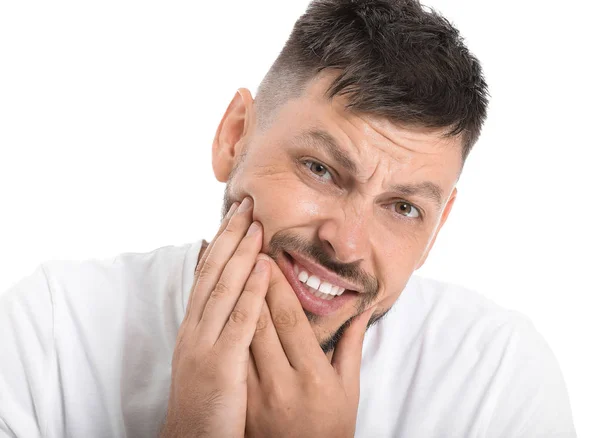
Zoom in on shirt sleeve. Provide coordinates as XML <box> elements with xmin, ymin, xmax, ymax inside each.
<box><xmin>486</xmin><ymin>317</ymin><xmax>577</xmax><ymax>437</ymax></box>
<box><xmin>0</xmin><ymin>265</ymin><xmax>55</xmax><ymax>438</ymax></box>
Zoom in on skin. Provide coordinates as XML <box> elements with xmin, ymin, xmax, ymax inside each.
<box><xmin>162</xmin><ymin>70</ymin><xmax>464</xmax><ymax>437</ymax></box>
<box><xmin>163</xmin><ymin>197</ymin><xmax>374</xmax><ymax>437</ymax></box>
<box><xmin>213</xmin><ymin>70</ymin><xmax>462</xmax><ymax>348</ymax></box>
<box><xmin>163</xmin><ymin>201</ymin><xmax>268</xmax><ymax>437</ymax></box>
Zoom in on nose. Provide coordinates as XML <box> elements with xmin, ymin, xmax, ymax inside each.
<box><xmin>317</xmin><ymin>199</ymin><xmax>371</xmax><ymax>264</ymax></box>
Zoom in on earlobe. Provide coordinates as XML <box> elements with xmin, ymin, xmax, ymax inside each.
<box><xmin>212</xmin><ymin>88</ymin><xmax>255</xmax><ymax>182</ymax></box>
<box><xmin>415</xmin><ymin>187</ymin><xmax>458</xmax><ymax>270</ymax></box>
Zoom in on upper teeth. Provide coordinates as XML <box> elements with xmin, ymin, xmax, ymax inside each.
<box><xmin>293</xmin><ymin>262</ymin><xmax>345</xmax><ymax>296</ymax></box>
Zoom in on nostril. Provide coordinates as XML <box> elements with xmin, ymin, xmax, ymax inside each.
<box><xmin>323</xmin><ymin>240</ymin><xmax>336</xmax><ymax>257</ymax></box>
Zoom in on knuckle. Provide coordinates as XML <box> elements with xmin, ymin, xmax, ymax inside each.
<box><xmin>265</xmin><ymin>380</ymin><xmax>286</xmax><ymax>407</ymax></box>
<box><xmin>229</xmin><ymin>308</ymin><xmax>249</xmax><ymax>325</ymax></box>
<box><xmin>271</xmin><ymin>309</ymin><xmax>299</xmax><ymax>332</ymax></box>
<box><xmin>198</xmin><ymin>258</ymin><xmax>217</xmax><ymax>277</ymax></box>
<box><xmin>305</xmin><ymin>367</ymin><xmax>324</xmax><ymax>388</ymax></box>
<box><xmin>212</xmin><ymin>281</ymin><xmax>231</xmax><ymax>299</ymax></box>
<box><xmin>254</xmin><ymin>311</ymin><xmax>271</xmax><ymax>333</ymax></box>
<box><xmin>263</xmin><ymin>380</ymin><xmax>294</xmax><ymax>420</ymax></box>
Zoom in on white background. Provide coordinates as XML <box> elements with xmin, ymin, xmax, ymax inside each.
<box><xmin>1</xmin><ymin>0</ymin><xmax>598</xmax><ymax>435</ymax></box>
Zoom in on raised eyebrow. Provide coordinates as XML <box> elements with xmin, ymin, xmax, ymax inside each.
<box><xmin>293</xmin><ymin>129</ymin><xmax>358</xmax><ymax>175</ymax></box>
<box><xmin>388</xmin><ymin>182</ymin><xmax>444</xmax><ymax>210</ymax></box>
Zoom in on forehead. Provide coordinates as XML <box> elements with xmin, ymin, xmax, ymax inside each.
<box><xmin>259</xmin><ymin>72</ymin><xmax>464</xmax><ymax>192</ymax></box>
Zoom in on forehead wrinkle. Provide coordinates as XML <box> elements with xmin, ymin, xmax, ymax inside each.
<box><xmin>361</xmin><ymin>156</ymin><xmax>390</xmax><ymax>187</ymax></box>
<box><xmin>352</xmin><ymin>139</ymin><xmax>445</xmax><ymax>210</ymax></box>
<box><xmin>334</xmin><ymin>116</ymin><xmax>404</xmax><ymax>184</ymax></box>
<box><xmin>294</xmin><ymin>117</ymin><xmax>447</xmax><ymax>210</ymax></box>
<box><xmin>359</xmin><ymin>153</ymin><xmax>445</xmax><ymax>210</ymax></box>
<box><xmin>343</xmin><ymin>113</ymin><xmax>419</xmax><ymax>169</ymax></box>
<box><xmin>365</xmin><ymin>116</ymin><xmax>448</xmax><ymax>157</ymax></box>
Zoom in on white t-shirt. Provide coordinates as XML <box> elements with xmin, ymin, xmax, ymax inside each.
<box><xmin>0</xmin><ymin>240</ymin><xmax>576</xmax><ymax>437</ymax></box>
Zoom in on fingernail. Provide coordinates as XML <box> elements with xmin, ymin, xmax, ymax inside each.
<box><xmin>253</xmin><ymin>259</ymin><xmax>268</xmax><ymax>272</ymax></box>
<box><xmin>246</xmin><ymin>222</ymin><xmax>260</xmax><ymax>236</ymax></box>
<box><xmin>238</xmin><ymin>197</ymin><xmax>252</xmax><ymax>213</ymax></box>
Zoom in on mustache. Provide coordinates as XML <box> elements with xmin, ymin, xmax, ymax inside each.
<box><xmin>221</xmin><ymin>191</ymin><xmax>379</xmax><ymax>308</ymax></box>
<box><xmin>267</xmin><ymin>230</ymin><xmax>379</xmax><ymax>303</ymax></box>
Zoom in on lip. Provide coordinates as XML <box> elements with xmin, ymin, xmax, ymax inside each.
<box><xmin>285</xmin><ymin>250</ymin><xmax>362</xmax><ymax>293</ymax></box>
<box><xmin>278</xmin><ymin>252</ymin><xmax>357</xmax><ymax>317</ymax></box>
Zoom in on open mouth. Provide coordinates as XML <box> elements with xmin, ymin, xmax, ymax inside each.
<box><xmin>279</xmin><ymin>252</ymin><xmax>359</xmax><ymax>317</ymax></box>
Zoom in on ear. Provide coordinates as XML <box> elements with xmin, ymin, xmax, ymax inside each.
<box><xmin>212</xmin><ymin>88</ymin><xmax>255</xmax><ymax>182</ymax></box>
<box><xmin>415</xmin><ymin>187</ymin><xmax>457</xmax><ymax>270</ymax></box>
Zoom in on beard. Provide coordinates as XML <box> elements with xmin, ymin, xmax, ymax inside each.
<box><xmin>221</xmin><ymin>179</ymin><xmax>386</xmax><ymax>353</ymax></box>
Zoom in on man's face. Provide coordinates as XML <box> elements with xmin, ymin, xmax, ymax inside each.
<box><xmin>212</xmin><ymin>72</ymin><xmax>463</xmax><ymax>352</ymax></box>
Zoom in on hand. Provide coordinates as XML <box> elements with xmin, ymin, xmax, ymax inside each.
<box><xmin>161</xmin><ymin>197</ymin><xmax>271</xmax><ymax>438</ymax></box>
<box><xmin>245</xmin><ymin>258</ymin><xmax>375</xmax><ymax>438</ymax></box>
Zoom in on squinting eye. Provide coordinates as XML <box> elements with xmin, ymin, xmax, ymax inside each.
<box><xmin>304</xmin><ymin>160</ymin><xmax>332</xmax><ymax>181</ymax></box>
<box><xmin>395</xmin><ymin>201</ymin><xmax>420</xmax><ymax>218</ymax></box>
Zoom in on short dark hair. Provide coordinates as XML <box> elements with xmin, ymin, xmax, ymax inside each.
<box><xmin>255</xmin><ymin>0</ymin><xmax>489</xmax><ymax>163</ymax></box>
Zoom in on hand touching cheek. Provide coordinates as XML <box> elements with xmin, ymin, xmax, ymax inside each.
<box><xmin>245</xmin><ymin>258</ymin><xmax>375</xmax><ymax>438</ymax></box>
<box><xmin>161</xmin><ymin>198</ymin><xmax>271</xmax><ymax>438</ymax></box>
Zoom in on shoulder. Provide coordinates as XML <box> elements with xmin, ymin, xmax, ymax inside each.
<box><xmin>368</xmin><ymin>274</ymin><xmax>534</xmax><ymax>353</ymax></box>
<box><xmin>361</xmin><ymin>275</ymin><xmax>576</xmax><ymax>437</ymax></box>
<box><xmin>1</xmin><ymin>239</ymin><xmax>205</xmax><ymax>348</ymax></box>
<box><xmin>42</xmin><ymin>241</ymin><xmax>200</xmax><ymax>290</ymax></box>
<box><xmin>39</xmin><ymin>240</ymin><xmax>204</xmax><ymax>310</ymax></box>
<box><xmin>393</xmin><ymin>274</ymin><xmax>563</xmax><ymax>374</ymax></box>
<box><xmin>0</xmin><ymin>241</ymin><xmax>206</xmax><ymax>435</ymax></box>
<box><xmin>410</xmin><ymin>274</ymin><xmax>537</xmax><ymax>335</ymax></box>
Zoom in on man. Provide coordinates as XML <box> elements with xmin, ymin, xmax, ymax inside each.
<box><xmin>0</xmin><ymin>0</ymin><xmax>576</xmax><ymax>436</ymax></box>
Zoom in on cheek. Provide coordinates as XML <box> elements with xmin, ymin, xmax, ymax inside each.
<box><xmin>294</xmin><ymin>198</ymin><xmax>322</xmax><ymax>218</ymax></box>
<box><xmin>242</xmin><ymin>171</ymin><xmax>326</xmax><ymax>236</ymax></box>
<box><xmin>373</xmin><ymin>212</ymin><xmax>435</xmax><ymax>277</ymax></box>
<box><xmin>370</xmin><ymin>245</ymin><xmax>421</xmax><ymax>310</ymax></box>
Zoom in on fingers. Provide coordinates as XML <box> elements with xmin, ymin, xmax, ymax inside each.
<box><xmin>198</xmin><ymin>217</ymin><xmax>264</xmax><ymax>343</ymax></box>
<box><xmin>250</xmin><ymin>300</ymin><xmax>291</xmax><ymax>380</ymax></box>
<box><xmin>263</xmin><ymin>258</ymin><xmax>327</xmax><ymax>371</ymax></box>
<box><xmin>188</xmin><ymin>197</ymin><xmax>256</xmax><ymax>325</ymax></box>
<box><xmin>214</xmin><ymin>255</ymin><xmax>271</xmax><ymax>352</ymax></box>
<box><xmin>331</xmin><ymin>306</ymin><xmax>375</xmax><ymax>400</ymax></box>
<box><xmin>183</xmin><ymin>201</ymin><xmax>240</xmax><ymax>324</ymax></box>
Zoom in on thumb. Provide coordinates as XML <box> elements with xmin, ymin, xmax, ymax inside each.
<box><xmin>331</xmin><ymin>306</ymin><xmax>376</xmax><ymax>395</ymax></box>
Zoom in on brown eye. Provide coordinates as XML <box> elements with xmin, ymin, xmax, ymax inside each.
<box><xmin>395</xmin><ymin>201</ymin><xmax>420</xmax><ymax>218</ymax></box>
<box><xmin>305</xmin><ymin>160</ymin><xmax>332</xmax><ymax>180</ymax></box>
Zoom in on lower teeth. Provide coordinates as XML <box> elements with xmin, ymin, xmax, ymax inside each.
<box><xmin>307</xmin><ymin>285</ymin><xmax>335</xmax><ymax>300</ymax></box>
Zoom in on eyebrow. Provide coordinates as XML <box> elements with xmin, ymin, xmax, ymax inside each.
<box><xmin>293</xmin><ymin>129</ymin><xmax>444</xmax><ymax>209</ymax></box>
<box><xmin>294</xmin><ymin>129</ymin><xmax>359</xmax><ymax>175</ymax></box>
<box><xmin>388</xmin><ymin>181</ymin><xmax>443</xmax><ymax>209</ymax></box>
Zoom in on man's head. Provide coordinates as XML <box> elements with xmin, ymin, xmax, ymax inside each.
<box><xmin>211</xmin><ymin>0</ymin><xmax>488</xmax><ymax>352</ymax></box>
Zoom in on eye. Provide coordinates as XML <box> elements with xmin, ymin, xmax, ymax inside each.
<box><xmin>394</xmin><ymin>201</ymin><xmax>420</xmax><ymax>218</ymax></box>
<box><xmin>304</xmin><ymin>160</ymin><xmax>333</xmax><ymax>181</ymax></box>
